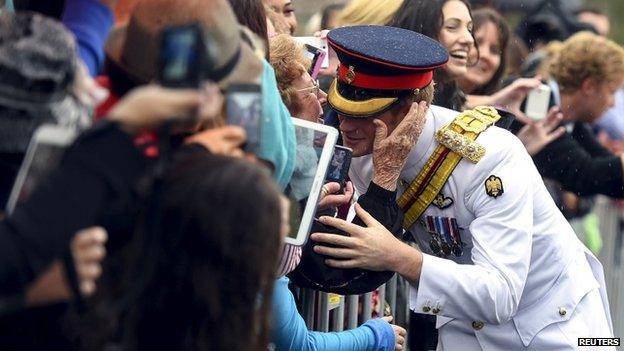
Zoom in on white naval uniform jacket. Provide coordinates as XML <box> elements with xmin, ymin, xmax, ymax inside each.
<box><xmin>349</xmin><ymin>105</ymin><xmax>614</xmax><ymax>350</ymax></box>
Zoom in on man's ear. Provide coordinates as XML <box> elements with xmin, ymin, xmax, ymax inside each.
<box><xmin>392</xmin><ymin>99</ymin><xmax>415</xmax><ymax>126</ymax></box>
<box><xmin>400</xmin><ymin>99</ymin><xmax>413</xmax><ymax>115</ymax></box>
<box><xmin>580</xmin><ymin>77</ymin><xmax>599</xmax><ymax>95</ymax></box>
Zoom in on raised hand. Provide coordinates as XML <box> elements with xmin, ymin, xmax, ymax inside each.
<box><xmin>517</xmin><ymin>106</ymin><xmax>565</xmax><ymax>155</ymax></box>
<box><xmin>491</xmin><ymin>77</ymin><xmax>542</xmax><ymax>123</ymax></box>
<box><xmin>372</xmin><ymin>101</ymin><xmax>428</xmax><ymax>191</ymax></box>
<box><xmin>108</xmin><ymin>84</ymin><xmax>203</xmax><ymax>134</ymax></box>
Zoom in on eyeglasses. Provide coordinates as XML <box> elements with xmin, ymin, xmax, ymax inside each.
<box><xmin>295</xmin><ymin>79</ymin><xmax>320</xmax><ymax>96</ymax></box>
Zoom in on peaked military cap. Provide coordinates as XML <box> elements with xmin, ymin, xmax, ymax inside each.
<box><xmin>327</xmin><ymin>25</ymin><xmax>448</xmax><ymax>118</ymax></box>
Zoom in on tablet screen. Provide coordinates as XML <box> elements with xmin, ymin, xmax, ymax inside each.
<box><xmin>285</xmin><ymin>119</ymin><xmax>337</xmax><ymax>245</ymax></box>
<box><xmin>6</xmin><ymin>125</ymin><xmax>76</xmax><ymax>214</ymax></box>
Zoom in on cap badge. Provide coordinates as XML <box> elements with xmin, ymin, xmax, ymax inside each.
<box><xmin>345</xmin><ymin>66</ymin><xmax>356</xmax><ymax>84</ymax></box>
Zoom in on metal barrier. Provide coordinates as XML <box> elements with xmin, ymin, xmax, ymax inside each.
<box><xmin>293</xmin><ymin>274</ymin><xmax>411</xmax><ymax>341</ymax></box>
<box><xmin>593</xmin><ymin>197</ymin><xmax>624</xmax><ymax>337</ymax></box>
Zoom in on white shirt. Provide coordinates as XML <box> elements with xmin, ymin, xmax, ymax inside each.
<box><xmin>349</xmin><ymin>105</ymin><xmax>614</xmax><ymax>350</ymax></box>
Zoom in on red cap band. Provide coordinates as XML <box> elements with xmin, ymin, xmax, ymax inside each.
<box><xmin>338</xmin><ymin>64</ymin><xmax>433</xmax><ymax>90</ymax></box>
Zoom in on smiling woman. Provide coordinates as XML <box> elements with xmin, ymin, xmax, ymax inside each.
<box><xmin>388</xmin><ymin>0</ymin><xmax>475</xmax><ymax>110</ymax></box>
<box><xmin>266</xmin><ymin>0</ymin><xmax>297</xmax><ymax>34</ymax></box>
<box><xmin>458</xmin><ymin>8</ymin><xmax>510</xmax><ymax>95</ymax></box>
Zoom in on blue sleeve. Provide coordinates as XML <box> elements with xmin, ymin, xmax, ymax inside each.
<box><xmin>271</xmin><ymin>277</ymin><xmax>395</xmax><ymax>351</ymax></box>
<box><xmin>62</xmin><ymin>0</ymin><xmax>115</xmax><ymax>77</ymax></box>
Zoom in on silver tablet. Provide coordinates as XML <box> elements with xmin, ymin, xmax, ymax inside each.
<box><xmin>6</xmin><ymin>124</ymin><xmax>77</xmax><ymax>214</ymax></box>
<box><xmin>285</xmin><ymin>118</ymin><xmax>338</xmax><ymax>246</ymax></box>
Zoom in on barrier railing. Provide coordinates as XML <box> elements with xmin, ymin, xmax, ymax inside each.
<box><xmin>293</xmin><ymin>274</ymin><xmax>411</xmax><ymax>340</ymax></box>
<box><xmin>593</xmin><ymin>196</ymin><xmax>624</xmax><ymax>337</ymax></box>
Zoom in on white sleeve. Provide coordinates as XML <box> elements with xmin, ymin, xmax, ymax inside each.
<box><xmin>411</xmin><ymin>139</ymin><xmax>533</xmax><ymax>324</ymax></box>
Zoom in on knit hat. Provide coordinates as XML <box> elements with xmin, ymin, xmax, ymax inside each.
<box><xmin>0</xmin><ymin>11</ymin><xmax>88</xmax><ymax>153</ymax></box>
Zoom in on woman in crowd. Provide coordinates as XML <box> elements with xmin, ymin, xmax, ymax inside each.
<box><xmin>388</xmin><ymin>1</ymin><xmax>541</xmax><ymax>118</ymax></box>
<box><xmin>458</xmin><ymin>7</ymin><xmax>509</xmax><ymax>96</ymax></box>
<box><xmin>457</xmin><ymin>7</ymin><xmax>565</xmax><ymax>155</ymax></box>
<box><xmin>270</xmin><ymin>34</ymin><xmax>327</xmax><ymax>123</ymax></box>
<box><xmin>116</xmin><ymin>153</ymin><xmax>284</xmax><ymax>350</ymax></box>
<box><xmin>388</xmin><ymin>0</ymin><xmax>475</xmax><ymax>110</ymax></box>
<box><xmin>265</xmin><ymin>0</ymin><xmax>297</xmax><ymax>34</ymax></box>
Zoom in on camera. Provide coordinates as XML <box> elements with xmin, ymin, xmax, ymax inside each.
<box><xmin>157</xmin><ymin>23</ymin><xmax>215</xmax><ymax>88</ymax></box>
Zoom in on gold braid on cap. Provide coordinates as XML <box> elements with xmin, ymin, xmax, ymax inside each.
<box><xmin>327</xmin><ymin>80</ymin><xmax>398</xmax><ymax>117</ymax></box>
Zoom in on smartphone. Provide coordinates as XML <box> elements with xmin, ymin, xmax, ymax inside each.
<box><xmin>325</xmin><ymin>145</ymin><xmax>352</xmax><ymax>188</ymax></box>
<box><xmin>226</xmin><ymin>84</ymin><xmax>262</xmax><ymax>155</ymax></box>
<box><xmin>303</xmin><ymin>44</ymin><xmax>326</xmax><ymax>80</ymax></box>
<box><xmin>524</xmin><ymin>84</ymin><xmax>552</xmax><ymax>121</ymax></box>
<box><xmin>6</xmin><ymin>124</ymin><xmax>77</xmax><ymax>214</ymax></box>
<box><xmin>294</xmin><ymin>36</ymin><xmax>329</xmax><ymax>69</ymax></box>
<box><xmin>158</xmin><ymin>24</ymin><xmax>209</xmax><ymax>88</ymax></box>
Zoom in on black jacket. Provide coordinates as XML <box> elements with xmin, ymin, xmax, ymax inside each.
<box><xmin>511</xmin><ymin>120</ymin><xmax>624</xmax><ymax>198</ymax></box>
<box><xmin>0</xmin><ymin>121</ymin><xmax>149</xmax><ymax>297</ymax></box>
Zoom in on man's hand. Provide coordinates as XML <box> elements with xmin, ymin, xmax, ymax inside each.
<box><xmin>185</xmin><ymin>126</ymin><xmax>247</xmax><ymax>157</ymax></box>
<box><xmin>310</xmin><ymin>203</ymin><xmax>405</xmax><ymax>271</ymax></box>
<box><xmin>317</xmin><ymin>181</ymin><xmax>354</xmax><ymax>211</ymax></box>
<box><xmin>372</xmin><ymin>101</ymin><xmax>428</xmax><ymax>191</ymax></box>
<box><xmin>382</xmin><ymin>316</ymin><xmax>406</xmax><ymax>351</ymax></box>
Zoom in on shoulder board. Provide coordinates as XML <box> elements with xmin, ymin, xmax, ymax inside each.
<box><xmin>435</xmin><ymin>106</ymin><xmax>501</xmax><ymax>163</ymax></box>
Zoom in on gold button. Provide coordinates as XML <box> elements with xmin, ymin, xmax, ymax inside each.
<box><xmin>422</xmin><ymin>305</ymin><xmax>431</xmax><ymax>313</ymax></box>
<box><xmin>472</xmin><ymin>321</ymin><xmax>484</xmax><ymax>330</ymax></box>
<box><xmin>559</xmin><ymin>307</ymin><xmax>567</xmax><ymax>317</ymax></box>
<box><xmin>431</xmin><ymin>307</ymin><xmax>441</xmax><ymax>314</ymax></box>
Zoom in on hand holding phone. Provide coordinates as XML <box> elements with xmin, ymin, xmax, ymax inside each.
<box><xmin>303</xmin><ymin>44</ymin><xmax>326</xmax><ymax>80</ymax></box>
<box><xmin>158</xmin><ymin>24</ymin><xmax>210</xmax><ymax>89</ymax></box>
<box><xmin>226</xmin><ymin>84</ymin><xmax>262</xmax><ymax>155</ymax></box>
<box><xmin>294</xmin><ymin>36</ymin><xmax>329</xmax><ymax>69</ymax></box>
<box><xmin>325</xmin><ymin>145</ymin><xmax>352</xmax><ymax>189</ymax></box>
<box><xmin>524</xmin><ymin>84</ymin><xmax>552</xmax><ymax>121</ymax></box>
<box><xmin>317</xmin><ymin>181</ymin><xmax>354</xmax><ymax>211</ymax></box>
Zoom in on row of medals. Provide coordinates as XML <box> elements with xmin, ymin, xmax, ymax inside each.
<box><xmin>422</xmin><ymin>215</ymin><xmax>463</xmax><ymax>258</ymax></box>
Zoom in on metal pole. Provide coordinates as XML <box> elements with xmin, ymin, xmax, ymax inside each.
<box><xmin>362</xmin><ymin>292</ymin><xmax>373</xmax><ymax>322</ymax></box>
<box><xmin>347</xmin><ymin>295</ymin><xmax>358</xmax><ymax>329</ymax></box>
<box><xmin>303</xmin><ymin>288</ymin><xmax>315</xmax><ymax>329</ymax></box>
<box><xmin>319</xmin><ymin>292</ymin><xmax>330</xmax><ymax>332</ymax></box>
<box><xmin>378</xmin><ymin>284</ymin><xmax>386</xmax><ymax>317</ymax></box>
<box><xmin>332</xmin><ymin>297</ymin><xmax>345</xmax><ymax>331</ymax></box>
<box><xmin>388</xmin><ymin>274</ymin><xmax>397</xmax><ymax>315</ymax></box>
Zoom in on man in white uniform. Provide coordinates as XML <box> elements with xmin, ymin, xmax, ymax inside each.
<box><xmin>311</xmin><ymin>25</ymin><xmax>615</xmax><ymax>350</ymax></box>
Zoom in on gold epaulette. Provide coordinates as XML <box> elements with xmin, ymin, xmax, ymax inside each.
<box><xmin>435</xmin><ymin>106</ymin><xmax>500</xmax><ymax>163</ymax></box>
<box><xmin>398</xmin><ymin>106</ymin><xmax>500</xmax><ymax>229</ymax></box>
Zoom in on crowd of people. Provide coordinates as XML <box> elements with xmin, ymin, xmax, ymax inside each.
<box><xmin>0</xmin><ymin>0</ymin><xmax>621</xmax><ymax>350</ymax></box>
